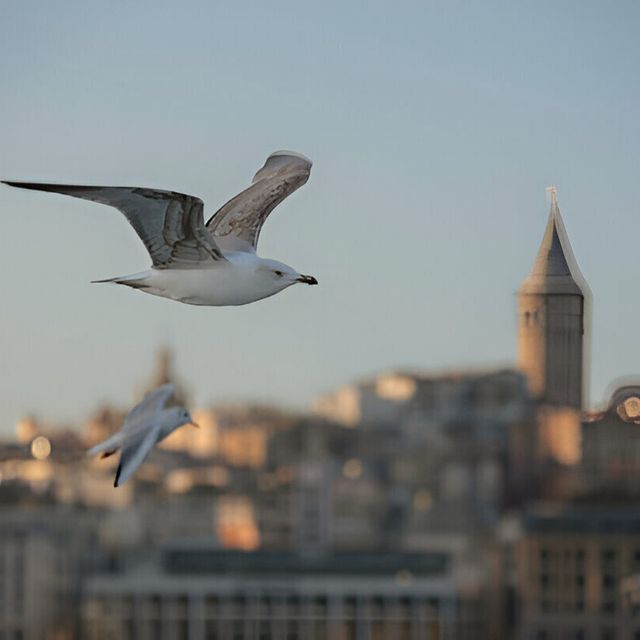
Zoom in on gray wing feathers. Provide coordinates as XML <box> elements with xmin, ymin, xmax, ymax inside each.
<box><xmin>86</xmin><ymin>384</ymin><xmax>174</xmax><ymax>457</ymax></box>
<box><xmin>123</xmin><ymin>383</ymin><xmax>174</xmax><ymax>433</ymax></box>
<box><xmin>114</xmin><ymin>425</ymin><xmax>160</xmax><ymax>487</ymax></box>
<box><xmin>2</xmin><ymin>182</ymin><xmax>225</xmax><ymax>267</ymax></box>
<box><xmin>206</xmin><ymin>151</ymin><xmax>312</xmax><ymax>251</ymax></box>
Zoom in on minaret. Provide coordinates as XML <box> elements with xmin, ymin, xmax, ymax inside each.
<box><xmin>518</xmin><ymin>187</ymin><xmax>588</xmax><ymax>409</ymax></box>
<box><xmin>139</xmin><ymin>345</ymin><xmax>189</xmax><ymax>407</ymax></box>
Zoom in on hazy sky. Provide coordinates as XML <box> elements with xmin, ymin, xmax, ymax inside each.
<box><xmin>1</xmin><ymin>1</ymin><xmax>638</xmax><ymax>434</ymax></box>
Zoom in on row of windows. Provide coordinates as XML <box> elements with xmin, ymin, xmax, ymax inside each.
<box><xmin>90</xmin><ymin>594</ymin><xmax>439</xmax><ymax>612</ymax></box>
<box><xmin>84</xmin><ymin>618</ymin><xmax>446</xmax><ymax>640</ymax></box>
<box><xmin>539</xmin><ymin>573</ymin><xmax>621</xmax><ymax>589</ymax></box>
<box><xmin>535</xmin><ymin>629</ymin><xmax>640</xmax><ymax>640</ymax></box>
<box><xmin>537</xmin><ymin>600</ymin><xmax>632</xmax><ymax>615</ymax></box>
<box><xmin>538</xmin><ymin>547</ymin><xmax>639</xmax><ymax>566</ymax></box>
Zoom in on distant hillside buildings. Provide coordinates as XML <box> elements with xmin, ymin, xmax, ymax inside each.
<box><xmin>2</xmin><ymin>191</ymin><xmax>640</xmax><ymax>640</ymax></box>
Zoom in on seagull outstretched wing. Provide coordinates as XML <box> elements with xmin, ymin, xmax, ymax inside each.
<box><xmin>114</xmin><ymin>423</ymin><xmax>161</xmax><ymax>487</ymax></box>
<box><xmin>122</xmin><ymin>384</ymin><xmax>175</xmax><ymax>434</ymax></box>
<box><xmin>2</xmin><ymin>182</ymin><xmax>225</xmax><ymax>267</ymax></box>
<box><xmin>206</xmin><ymin>151</ymin><xmax>312</xmax><ymax>252</ymax></box>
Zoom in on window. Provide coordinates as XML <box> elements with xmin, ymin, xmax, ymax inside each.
<box><xmin>601</xmin><ymin>549</ymin><xmax>616</xmax><ymax>565</ymax></box>
<box><xmin>123</xmin><ymin>618</ymin><xmax>134</xmax><ymax>640</ymax></box>
<box><xmin>177</xmin><ymin>621</ymin><xmax>189</xmax><ymax>640</ymax></box>
<box><xmin>204</xmin><ymin>621</ymin><xmax>218</xmax><ymax>640</ymax></box>
<box><xmin>148</xmin><ymin>619</ymin><xmax>162</xmax><ymax>640</ymax></box>
<box><xmin>205</xmin><ymin>596</ymin><xmax>219</xmax><ymax>615</ymax></box>
<box><xmin>176</xmin><ymin>595</ymin><xmax>189</xmax><ymax>617</ymax></box>
<box><xmin>232</xmin><ymin>620</ymin><xmax>244</xmax><ymax>640</ymax></box>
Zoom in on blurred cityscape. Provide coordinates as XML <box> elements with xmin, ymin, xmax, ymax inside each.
<box><xmin>2</xmin><ymin>197</ymin><xmax>640</xmax><ymax>640</ymax></box>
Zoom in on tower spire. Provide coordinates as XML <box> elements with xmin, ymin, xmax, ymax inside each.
<box><xmin>546</xmin><ymin>184</ymin><xmax>558</xmax><ymax>210</ymax></box>
<box><xmin>520</xmin><ymin>187</ymin><xmax>584</xmax><ymax>295</ymax></box>
<box><xmin>517</xmin><ymin>189</ymin><xmax>588</xmax><ymax>409</ymax></box>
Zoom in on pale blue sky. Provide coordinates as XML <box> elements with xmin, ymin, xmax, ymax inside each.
<box><xmin>0</xmin><ymin>1</ymin><xmax>638</xmax><ymax>433</ymax></box>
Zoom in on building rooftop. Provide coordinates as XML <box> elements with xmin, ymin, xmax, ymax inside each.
<box><xmin>522</xmin><ymin>504</ymin><xmax>640</xmax><ymax>534</ymax></box>
<box><xmin>162</xmin><ymin>548</ymin><xmax>449</xmax><ymax>577</ymax></box>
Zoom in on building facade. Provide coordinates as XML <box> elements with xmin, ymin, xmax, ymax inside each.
<box><xmin>82</xmin><ymin>547</ymin><xmax>481</xmax><ymax>640</ymax></box>
<box><xmin>581</xmin><ymin>386</ymin><xmax>640</xmax><ymax>496</ymax></box>
<box><xmin>515</xmin><ymin>505</ymin><xmax>640</xmax><ymax>640</ymax></box>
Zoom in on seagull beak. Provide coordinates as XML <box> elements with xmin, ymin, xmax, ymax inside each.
<box><xmin>296</xmin><ymin>274</ymin><xmax>318</xmax><ymax>285</ymax></box>
<box><xmin>188</xmin><ymin>422</ymin><xmax>200</xmax><ymax>429</ymax></box>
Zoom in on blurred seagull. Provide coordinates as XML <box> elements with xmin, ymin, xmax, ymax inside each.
<box><xmin>86</xmin><ymin>384</ymin><xmax>197</xmax><ymax>487</ymax></box>
<box><xmin>3</xmin><ymin>151</ymin><xmax>317</xmax><ymax>306</ymax></box>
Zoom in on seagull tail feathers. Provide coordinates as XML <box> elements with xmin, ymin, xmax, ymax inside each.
<box><xmin>91</xmin><ymin>271</ymin><xmax>152</xmax><ymax>289</ymax></box>
<box><xmin>87</xmin><ymin>441</ymin><xmax>116</xmax><ymax>458</ymax></box>
<box><xmin>87</xmin><ymin>433</ymin><xmax>122</xmax><ymax>458</ymax></box>
<box><xmin>90</xmin><ymin>276</ymin><xmax>123</xmax><ymax>284</ymax></box>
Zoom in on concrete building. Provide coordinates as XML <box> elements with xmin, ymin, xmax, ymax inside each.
<box><xmin>0</xmin><ymin>507</ymin><xmax>103</xmax><ymax>640</ymax></box>
<box><xmin>313</xmin><ymin>368</ymin><xmax>532</xmax><ymax>437</ymax></box>
<box><xmin>581</xmin><ymin>386</ymin><xmax>640</xmax><ymax>496</ymax></box>
<box><xmin>514</xmin><ymin>504</ymin><xmax>640</xmax><ymax>640</ymax></box>
<box><xmin>82</xmin><ymin>545</ymin><xmax>482</xmax><ymax>640</ymax></box>
<box><xmin>518</xmin><ymin>189</ymin><xmax>589</xmax><ymax>409</ymax></box>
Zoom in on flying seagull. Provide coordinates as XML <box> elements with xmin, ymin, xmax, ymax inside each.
<box><xmin>86</xmin><ymin>383</ymin><xmax>196</xmax><ymax>487</ymax></box>
<box><xmin>3</xmin><ymin>151</ymin><xmax>318</xmax><ymax>306</ymax></box>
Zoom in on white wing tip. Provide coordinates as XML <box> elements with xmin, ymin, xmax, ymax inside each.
<box><xmin>268</xmin><ymin>150</ymin><xmax>312</xmax><ymax>166</ymax></box>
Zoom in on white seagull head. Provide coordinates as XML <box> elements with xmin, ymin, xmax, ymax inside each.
<box><xmin>256</xmin><ymin>257</ymin><xmax>318</xmax><ymax>295</ymax></box>
<box><xmin>160</xmin><ymin>406</ymin><xmax>199</xmax><ymax>438</ymax></box>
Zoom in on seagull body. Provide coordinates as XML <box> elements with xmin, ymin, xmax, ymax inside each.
<box><xmin>87</xmin><ymin>384</ymin><xmax>195</xmax><ymax>487</ymax></box>
<box><xmin>3</xmin><ymin>151</ymin><xmax>317</xmax><ymax>306</ymax></box>
<box><xmin>103</xmin><ymin>251</ymin><xmax>306</xmax><ymax>307</ymax></box>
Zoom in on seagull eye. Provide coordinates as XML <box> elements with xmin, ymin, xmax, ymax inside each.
<box><xmin>274</xmin><ymin>270</ymin><xmax>283</xmax><ymax>277</ymax></box>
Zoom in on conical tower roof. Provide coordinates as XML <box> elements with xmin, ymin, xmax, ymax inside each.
<box><xmin>519</xmin><ymin>188</ymin><xmax>586</xmax><ymax>296</ymax></box>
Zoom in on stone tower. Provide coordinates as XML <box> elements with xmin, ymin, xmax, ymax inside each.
<box><xmin>518</xmin><ymin>189</ymin><xmax>588</xmax><ymax>409</ymax></box>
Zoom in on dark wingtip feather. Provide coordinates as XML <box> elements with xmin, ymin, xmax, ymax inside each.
<box><xmin>114</xmin><ymin>463</ymin><xmax>123</xmax><ymax>487</ymax></box>
<box><xmin>2</xmin><ymin>181</ymin><xmax>60</xmax><ymax>192</ymax></box>
<box><xmin>1</xmin><ymin>181</ymin><xmax>95</xmax><ymax>194</ymax></box>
